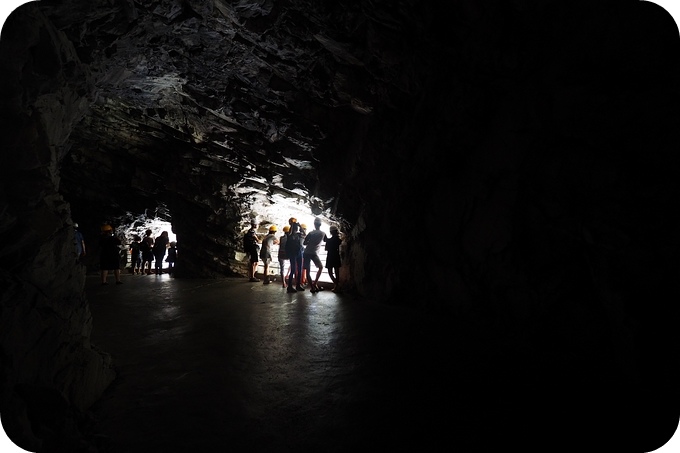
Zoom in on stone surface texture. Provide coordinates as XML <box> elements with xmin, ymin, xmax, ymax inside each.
<box><xmin>1</xmin><ymin>0</ymin><xmax>680</xmax><ymax>450</ymax></box>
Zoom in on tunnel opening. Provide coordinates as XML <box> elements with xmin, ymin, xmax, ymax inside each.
<box><xmin>67</xmin><ymin>185</ymin><xmax>349</xmax><ymax>283</ymax></box>
<box><xmin>237</xmin><ymin>192</ymin><xmax>347</xmax><ymax>284</ymax></box>
<box><xmin>110</xmin><ymin>209</ymin><xmax>177</xmax><ymax>274</ymax></box>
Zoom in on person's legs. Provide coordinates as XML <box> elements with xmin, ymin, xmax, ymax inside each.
<box><xmin>279</xmin><ymin>259</ymin><xmax>286</xmax><ymax>287</ymax></box>
<box><xmin>327</xmin><ymin>265</ymin><xmax>336</xmax><ymax>289</ymax></box>
<box><xmin>302</xmin><ymin>255</ymin><xmax>311</xmax><ymax>289</ymax></box>
<box><xmin>287</xmin><ymin>255</ymin><xmax>297</xmax><ymax>291</ymax></box>
<box><xmin>114</xmin><ymin>269</ymin><xmax>122</xmax><ymax>284</ymax></box>
<box><xmin>263</xmin><ymin>257</ymin><xmax>270</xmax><ymax>284</ymax></box>
<box><xmin>300</xmin><ymin>261</ymin><xmax>307</xmax><ymax>285</ymax></box>
<box><xmin>249</xmin><ymin>251</ymin><xmax>259</xmax><ymax>281</ymax></box>
<box><xmin>295</xmin><ymin>253</ymin><xmax>305</xmax><ymax>291</ymax></box>
<box><xmin>101</xmin><ymin>269</ymin><xmax>108</xmax><ymax>284</ymax></box>
<box><xmin>312</xmin><ymin>255</ymin><xmax>323</xmax><ymax>291</ymax></box>
<box><xmin>329</xmin><ymin>266</ymin><xmax>340</xmax><ymax>291</ymax></box>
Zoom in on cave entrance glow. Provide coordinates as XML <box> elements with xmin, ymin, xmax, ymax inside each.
<box><xmin>115</xmin><ymin>214</ymin><xmax>176</xmax><ymax>272</ymax></box>
<box><xmin>240</xmin><ymin>191</ymin><xmax>344</xmax><ymax>284</ymax></box>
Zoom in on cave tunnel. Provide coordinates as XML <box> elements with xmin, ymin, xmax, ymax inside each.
<box><xmin>1</xmin><ymin>1</ymin><xmax>680</xmax><ymax>451</ymax></box>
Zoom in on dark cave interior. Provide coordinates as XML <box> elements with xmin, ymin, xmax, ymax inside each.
<box><xmin>1</xmin><ymin>0</ymin><xmax>680</xmax><ymax>451</ymax></box>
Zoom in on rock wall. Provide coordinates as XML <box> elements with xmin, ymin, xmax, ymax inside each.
<box><xmin>0</xmin><ymin>7</ymin><xmax>115</xmax><ymax>451</ymax></box>
<box><xmin>332</xmin><ymin>0</ymin><xmax>680</xmax><ymax>437</ymax></box>
<box><xmin>1</xmin><ymin>0</ymin><xmax>680</xmax><ymax>450</ymax></box>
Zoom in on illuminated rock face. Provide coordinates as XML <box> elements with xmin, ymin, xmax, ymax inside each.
<box><xmin>1</xmin><ymin>0</ymin><xmax>680</xmax><ymax>450</ymax></box>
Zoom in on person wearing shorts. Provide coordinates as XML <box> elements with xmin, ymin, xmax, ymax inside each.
<box><xmin>260</xmin><ymin>225</ymin><xmax>279</xmax><ymax>284</ymax></box>
<box><xmin>302</xmin><ymin>217</ymin><xmax>328</xmax><ymax>293</ymax></box>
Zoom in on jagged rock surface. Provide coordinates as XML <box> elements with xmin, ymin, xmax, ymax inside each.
<box><xmin>1</xmin><ymin>0</ymin><xmax>680</xmax><ymax>450</ymax></box>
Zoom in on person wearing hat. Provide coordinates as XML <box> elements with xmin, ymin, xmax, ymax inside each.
<box><xmin>260</xmin><ymin>225</ymin><xmax>280</xmax><ymax>284</ymax></box>
<box><xmin>277</xmin><ymin>225</ymin><xmax>291</xmax><ymax>288</ymax></box>
<box><xmin>99</xmin><ymin>223</ymin><xmax>123</xmax><ymax>285</ymax></box>
<box><xmin>243</xmin><ymin>219</ymin><xmax>261</xmax><ymax>282</ymax></box>
<box><xmin>325</xmin><ymin>225</ymin><xmax>342</xmax><ymax>292</ymax></box>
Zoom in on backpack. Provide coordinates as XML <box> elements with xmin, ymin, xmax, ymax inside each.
<box><xmin>285</xmin><ymin>232</ymin><xmax>302</xmax><ymax>256</ymax></box>
<box><xmin>243</xmin><ymin>229</ymin><xmax>258</xmax><ymax>251</ymax></box>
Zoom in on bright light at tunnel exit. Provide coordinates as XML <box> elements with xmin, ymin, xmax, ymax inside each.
<box><xmin>120</xmin><ymin>218</ymin><xmax>176</xmax><ymax>244</ymax></box>
<box><xmin>116</xmin><ymin>193</ymin><xmax>342</xmax><ymax>283</ymax></box>
<box><xmin>245</xmin><ymin>195</ymin><xmax>342</xmax><ymax>284</ymax></box>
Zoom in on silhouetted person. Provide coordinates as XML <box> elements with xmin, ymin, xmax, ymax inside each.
<box><xmin>129</xmin><ymin>234</ymin><xmax>142</xmax><ymax>274</ymax></box>
<box><xmin>140</xmin><ymin>229</ymin><xmax>154</xmax><ymax>275</ymax></box>
<box><xmin>285</xmin><ymin>218</ymin><xmax>305</xmax><ymax>292</ymax></box>
<box><xmin>303</xmin><ymin>217</ymin><xmax>327</xmax><ymax>293</ymax></box>
<box><xmin>299</xmin><ymin>223</ymin><xmax>308</xmax><ymax>285</ymax></box>
<box><xmin>153</xmin><ymin>231</ymin><xmax>170</xmax><ymax>275</ymax></box>
<box><xmin>99</xmin><ymin>224</ymin><xmax>122</xmax><ymax>285</ymax></box>
<box><xmin>325</xmin><ymin>225</ymin><xmax>342</xmax><ymax>292</ymax></box>
<box><xmin>277</xmin><ymin>225</ymin><xmax>290</xmax><ymax>288</ymax></box>
<box><xmin>244</xmin><ymin>219</ymin><xmax>261</xmax><ymax>282</ymax></box>
<box><xmin>260</xmin><ymin>225</ymin><xmax>279</xmax><ymax>284</ymax></box>
<box><xmin>74</xmin><ymin>222</ymin><xmax>86</xmax><ymax>264</ymax></box>
<box><xmin>166</xmin><ymin>241</ymin><xmax>177</xmax><ymax>276</ymax></box>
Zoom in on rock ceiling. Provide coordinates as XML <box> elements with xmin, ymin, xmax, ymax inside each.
<box><xmin>3</xmin><ymin>2</ymin><xmax>680</xmax><ymax>450</ymax></box>
<box><xmin>2</xmin><ymin>0</ymin><xmax>448</xmax><ymax>279</ymax></box>
<box><xmin>49</xmin><ymin>0</ymin><xmax>426</xmax><ymax>227</ymax></box>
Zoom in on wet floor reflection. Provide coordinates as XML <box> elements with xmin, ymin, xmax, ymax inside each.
<box><xmin>86</xmin><ymin>275</ymin><xmax>456</xmax><ymax>451</ymax></box>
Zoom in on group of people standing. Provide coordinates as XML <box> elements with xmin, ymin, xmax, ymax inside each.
<box><xmin>85</xmin><ymin>216</ymin><xmax>341</xmax><ymax>289</ymax></box>
<box><xmin>244</xmin><ymin>216</ymin><xmax>342</xmax><ymax>293</ymax></box>
<box><xmin>93</xmin><ymin>224</ymin><xmax>177</xmax><ymax>285</ymax></box>
<box><xmin>128</xmin><ymin>229</ymin><xmax>177</xmax><ymax>276</ymax></box>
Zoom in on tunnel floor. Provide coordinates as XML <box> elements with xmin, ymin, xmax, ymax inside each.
<box><xmin>84</xmin><ymin>273</ymin><xmax>641</xmax><ymax>451</ymax></box>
